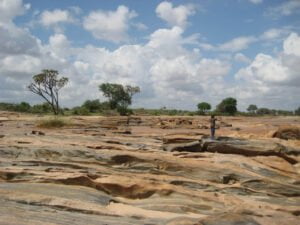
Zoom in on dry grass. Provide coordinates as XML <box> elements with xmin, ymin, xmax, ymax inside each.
<box><xmin>37</xmin><ymin>117</ymin><xmax>70</xmax><ymax>128</ymax></box>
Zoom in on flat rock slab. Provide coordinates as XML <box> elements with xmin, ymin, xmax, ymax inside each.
<box><xmin>163</xmin><ymin>141</ymin><xmax>202</xmax><ymax>152</ymax></box>
<box><xmin>202</xmin><ymin>137</ymin><xmax>299</xmax><ymax>164</ymax></box>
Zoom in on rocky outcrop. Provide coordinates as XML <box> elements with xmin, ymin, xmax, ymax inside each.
<box><xmin>202</xmin><ymin>137</ymin><xmax>298</xmax><ymax>164</ymax></box>
<box><xmin>272</xmin><ymin>126</ymin><xmax>300</xmax><ymax>140</ymax></box>
<box><xmin>0</xmin><ymin>112</ymin><xmax>299</xmax><ymax>225</ymax></box>
<box><xmin>162</xmin><ymin>135</ymin><xmax>299</xmax><ymax>164</ymax></box>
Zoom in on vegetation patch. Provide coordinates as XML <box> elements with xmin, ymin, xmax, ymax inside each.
<box><xmin>37</xmin><ymin>117</ymin><xmax>70</xmax><ymax>128</ymax></box>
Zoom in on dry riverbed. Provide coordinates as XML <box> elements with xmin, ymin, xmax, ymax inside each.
<box><xmin>0</xmin><ymin>111</ymin><xmax>299</xmax><ymax>225</ymax></box>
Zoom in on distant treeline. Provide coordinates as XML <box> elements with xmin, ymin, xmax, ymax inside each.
<box><xmin>1</xmin><ymin>101</ymin><xmax>299</xmax><ymax>116</ymax></box>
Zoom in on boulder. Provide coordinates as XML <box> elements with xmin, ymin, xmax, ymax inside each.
<box><xmin>272</xmin><ymin>126</ymin><xmax>300</xmax><ymax>140</ymax></box>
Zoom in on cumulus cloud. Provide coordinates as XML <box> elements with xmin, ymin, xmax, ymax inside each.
<box><xmin>0</xmin><ymin>25</ymin><xmax>40</xmax><ymax>56</ymax></box>
<box><xmin>156</xmin><ymin>1</ymin><xmax>196</xmax><ymax>28</ymax></box>
<box><xmin>236</xmin><ymin>54</ymin><xmax>290</xmax><ymax>84</ymax></box>
<box><xmin>0</xmin><ymin>0</ymin><xmax>30</xmax><ymax>24</ymax></box>
<box><xmin>1</xmin><ymin>0</ymin><xmax>299</xmax><ymax>111</ymax></box>
<box><xmin>0</xmin><ymin>3</ymin><xmax>230</xmax><ymax>110</ymax></box>
<box><xmin>83</xmin><ymin>5</ymin><xmax>137</xmax><ymax>43</ymax></box>
<box><xmin>236</xmin><ymin>33</ymin><xmax>300</xmax><ymax>85</ymax></box>
<box><xmin>283</xmin><ymin>32</ymin><xmax>300</xmax><ymax>56</ymax></box>
<box><xmin>147</xmin><ymin>26</ymin><xmax>199</xmax><ymax>58</ymax></box>
<box><xmin>39</xmin><ymin>9</ymin><xmax>76</xmax><ymax>27</ymax></box>
<box><xmin>235</xmin><ymin>32</ymin><xmax>300</xmax><ymax>109</ymax></box>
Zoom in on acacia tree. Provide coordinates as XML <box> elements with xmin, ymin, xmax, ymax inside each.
<box><xmin>99</xmin><ymin>83</ymin><xmax>140</xmax><ymax>115</ymax></box>
<box><xmin>217</xmin><ymin>97</ymin><xmax>237</xmax><ymax>115</ymax></box>
<box><xmin>247</xmin><ymin>104</ymin><xmax>258</xmax><ymax>114</ymax></box>
<box><xmin>197</xmin><ymin>102</ymin><xmax>211</xmax><ymax>115</ymax></box>
<box><xmin>28</xmin><ymin>69</ymin><xmax>68</xmax><ymax>115</ymax></box>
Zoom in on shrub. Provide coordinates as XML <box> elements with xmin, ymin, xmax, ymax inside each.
<box><xmin>31</xmin><ymin>102</ymin><xmax>52</xmax><ymax>114</ymax></box>
<box><xmin>37</xmin><ymin>117</ymin><xmax>69</xmax><ymax>128</ymax></box>
<box><xmin>72</xmin><ymin>107</ymin><xmax>90</xmax><ymax>115</ymax></box>
<box><xmin>15</xmin><ymin>102</ymin><xmax>31</xmax><ymax>112</ymax></box>
<box><xmin>256</xmin><ymin>108</ymin><xmax>272</xmax><ymax>115</ymax></box>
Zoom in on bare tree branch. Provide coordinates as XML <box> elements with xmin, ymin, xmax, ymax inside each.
<box><xmin>28</xmin><ymin>69</ymin><xmax>68</xmax><ymax>115</ymax></box>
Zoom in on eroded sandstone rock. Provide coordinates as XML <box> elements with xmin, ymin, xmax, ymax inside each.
<box><xmin>0</xmin><ymin>112</ymin><xmax>299</xmax><ymax>225</ymax></box>
<box><xmin>272</xmin><ymin>126</ymin><xmax>300</xmax><ymax>140</ymax></box>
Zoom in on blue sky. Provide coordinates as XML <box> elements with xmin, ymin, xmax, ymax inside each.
<box><xmin>1</xmin><ymin>0</ymin><xmax>300</xmax><ymax>110</ymax></box>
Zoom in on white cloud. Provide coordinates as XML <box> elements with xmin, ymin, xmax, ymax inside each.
<box><xmin>234</xmin><ymin>32</ymin><xmax>300</xmax><ymax>109</ymax></box>
<box><xmin>200</xmin><ymin>28</ymin><xmax>293</xmax><ymax>52</ymax></box>
<box><xmin>266</xmin><ymin>0</ymin><xmax>300</xmax><ymax>17</ymax></box>
<box><xmin>236</xmin><ymin>53</ymin><xmax>290</xmax><ymax>84</ymax></box>
<box><xmin>283</xmin><ymin>32</ymin><xmax>300</xmax><ymax>56</ymax></box>
<box><xmin>219</xmin><ymin>36</ymin><xmax>257</xmax><ymax>52</ymax></box>
<box><xmin>39</xmin><ymin>9</ymin><xmax>76</xmax><ymax>27</ymax></box>
<box><xmin>234</xmin><ymin>53</ymin><xmax>251</xmax><ymax>64</ymax></box>
<box><xmin>0</xmin><ymin>0</ymin><xmax>30</xmax><ymax>24</ymax></box>
<box><xmin>0</xmin><ymin>25</ymin><xmax>41</xmax><ymax>56</ymax></box>
<box><xmin>248</xmin><ymin>0</ymin><xmax>263</xmax><ymax>4</ymax></box>
<box><xmin>0</xmin><ymin>0</ymin><xmax>299</xmax><ymax>111</ymax></box>
<box><xmin>156</xmin><ymin>1</ymin><xmax>196</xmax><ymax>28</ymax></box>
<box><xmin>260</xmin><ymin>28</ymin><xmax>287</xmax><ymax>40</ymax></box>
<box><xmin>1</xmin><ymin>9</ymin><xmax>229</xmax><ymax>109</ymax></box>
<box><xmin>147</xmin><ymin>26</ymin><xmax>199</xmax><ymax>58</ymax></box>
<box><xmin>83</xmin><ymin>5</ymin><xmax>137</xmax><ymax>43</ymax></box>
<box><xmin>1</xmin><ymin>55</ymin><xmax>41</xmax><ymax>74</ymax></box>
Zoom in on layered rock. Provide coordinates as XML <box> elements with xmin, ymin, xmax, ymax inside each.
<box><xmin>0</xmin><ymin>112</ymin><xmax>299</xmax><ymax>225</ymax></box>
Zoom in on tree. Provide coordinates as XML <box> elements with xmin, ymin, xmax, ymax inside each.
<box><xmin>217</xmin><ymin>97</ymin><xmax>237</xmax><ymax>115</ymax></box>
<box><xmin>295</xmin><ymin>107</ymin><xmax>300</xmax><ymax>116</ymax></box>
<box><xmin>99</xmin><ymin>83</ymin><xmax>140</xmax><ymax>115</ymax></box>
<box><xmin>16</xmin><ymin>102</ymin><xmax>31</xmax><ymax>112</ymax></box>
<box><xmin>28</xmin><ymin>69</ymin><xmax>68</xmax><ymax>115</ymax></box>
<box><xmin>247</xmin><ymin>104</ymin><xmax>257</xmax><ymax>114</ymax></box>
<box><xmin>256</xmin><ymin>107</ymin><xmax>272</xmax><ymax>115</ymax></box>
<box><xmin>197</xmin><ymin>102</ymin><xmax>211</xmax><ymax>115</ymax></box>
<box><xmin>82</xmin><ymin>99</ymin><xmax>102</xmax><ymax>113</ymax></box>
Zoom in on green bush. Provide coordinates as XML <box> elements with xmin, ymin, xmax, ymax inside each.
<box><xmin>82</xmin><ymin>99</ymin><xmax>102</xmax><ymax>112</ymax></box>
<box><xmin>30</xmin><ymin>103</ymin><xmax>52</xmax><ymax>114</ymax></box>
<box><xmin>15</xmin><ymin>102</ymin><xmax>31</xmax><ymax>112</ymax></box>
<box><xmin>0</xmin><ymin>102</ymin><xmax>31</xmax><ymax>112</ymax></box>
<box><xmin>72</xmin><ymin>107</ymin><xmax>90</xmax><ymax>115</ymax></box>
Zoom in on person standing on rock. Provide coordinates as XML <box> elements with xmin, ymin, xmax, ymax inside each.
<box><xmin>210</xmin><ymin>115</ymin><xmax>218</xmax><ymax>140</ymax></box>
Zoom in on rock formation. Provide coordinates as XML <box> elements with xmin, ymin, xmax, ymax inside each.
<box><xmin>0</xmin><ymin>112</ymin><xmax>299</xmax><ymax>225</ymax></box>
